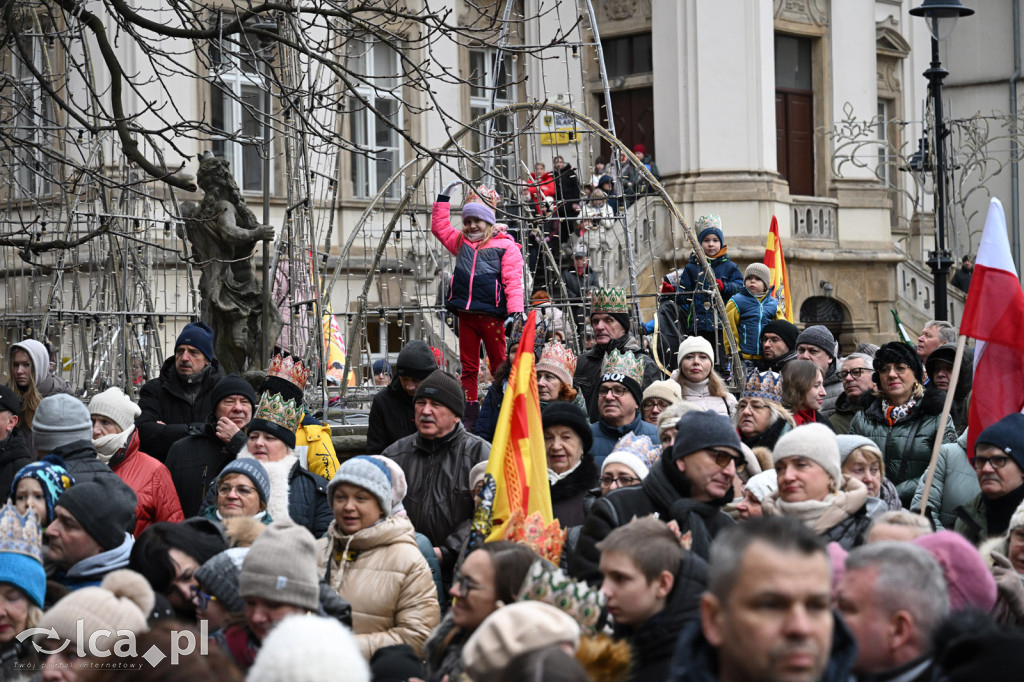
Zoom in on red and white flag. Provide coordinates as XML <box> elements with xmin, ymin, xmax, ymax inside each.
<box><xmin>960</xmin><ymin>198</ymin><xmax>1024</xmax><ymax>457</ymax></box>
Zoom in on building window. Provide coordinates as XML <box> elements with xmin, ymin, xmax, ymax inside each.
<box><xmin>11</xmin><ymin>31</ymin><xmax>54</xmax><ymax>197</ymax></box>
<box><xmin>469</xmin><ymin>48</ymin><xmax>514</xmax><ymax>184</ymax></box>
<box><xmin>349</xmin><ymin>37</ymin><xmax>403</xmax><ymax>199</ymax></box>
<box><xmin>210</xmin><ymin>31</ymin><xmax>270</xmax><ymax>193</ymax></box>
<box><xmin>601</xmin><ymin>34</ymin><xmax>653</xmax><ymax>79</ymax></box>
<box><xmin>775</xmin><ymin>34</ymin><xmax>814</xmax><ymax>196</ymax></box>
<box><xmin>877</xmin><ymin>100</ymin><xmax>892</xmax><ymax>187</ymax></box>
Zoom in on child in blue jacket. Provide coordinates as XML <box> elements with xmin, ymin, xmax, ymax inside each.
<box><xmin>725</xmin><ymin>262</ymin><xmax>784</xmax><ymax>367</ymax></box>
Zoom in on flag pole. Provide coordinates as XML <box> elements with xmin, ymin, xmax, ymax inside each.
<box><xmin>917</xmin><ymin>334</ymin><xmax>968</xmax><ymax>517</ymax></box>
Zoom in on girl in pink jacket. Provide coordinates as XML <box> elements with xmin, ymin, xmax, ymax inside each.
<box><xmin>431</xmin><ymin>184</ymin><xmax>525</xmax><ymax>403</ymax></box>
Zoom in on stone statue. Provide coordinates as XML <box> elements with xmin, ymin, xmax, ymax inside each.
<box><xmin>180</xmin><ymin>154</ymin><xmax>283</xmax><ymax>374</ymax></box>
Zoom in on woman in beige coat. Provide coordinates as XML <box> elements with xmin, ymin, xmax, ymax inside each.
<box><xmin>316</xmin><ymin>456</ymin><xmax>440</xmax><ymax>658</ymax></box>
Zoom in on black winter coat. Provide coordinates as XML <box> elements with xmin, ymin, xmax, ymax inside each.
<box><xmin>366</xmin><ymin>376</ymin><xmax>417</xmax><ymax>455</ymax></box>
<box><xmin>0</xmin><ymin>428</ymin><xmax>32</xmax><ymax>498</ymax></box>
<box><xmin>574</xmin><ymin>334</ymin><xmax>663</xmax><ymax>422</ymax></box>
<box><xmin>136</xmin><ymin>357</ymin><xmax>224</xmax><ymax>461</ymax></box>
<box><xmin>618</xmin><ymin>552</ymin><xmax>708</xmax><ymax>682</ymax></box>
<box><xmin>384</xmin><ymin>424</ymin><xmax>490</xmax><ymax>573</ymax></box>
<box><xmin>550</xmin><ymin>456</ymin><xmax>599</xmax><ymax>528</ymax></box>
<box><xmin>165</xmin><ymin>426</ymin><xmax>247</xmax><ymax>517</ymax></box>
<box><xmin>571</xmin><ymin>458</ymin><xmax>734</xmax><ymax>585</ymax></box>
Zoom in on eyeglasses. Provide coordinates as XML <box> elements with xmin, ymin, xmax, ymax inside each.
<box><xmin>600</xmin><ymin>475</ymin><xmax>641</xmax><ymax>488</ymax></box>
<box><xmin>217</xmin><ymin>484</ymin><xmax>256</xmax><ymax>497</ymax></box>
<box><xmin>452</xmin><ymin>571</ymin><xmax>491</xmax><ymax>598</ymax></box>
<box><xmin>880</xmin><ymin>363</ymin><xmax>912</xmax><ymax>375</ymax></box>
<box><xmin>598</xmin><ymin>385</ymin><xmax>628</xmax><ymax>398</ymax></box>
<box><xmin>643</xmin><ymin>399</ymin><xmax>669</xmax><ymax>413</ymax></box>
<box><xmin>737</xmin><ymin>399</ymin><xmax>769</xmax><ymax>412</ymax></box>
<box><xmin>838</xmin><ymin>367</ymin><xmax>870</xmax><ymax>381</ymax></box>
<box><xmin>190</xmin><ymin>585</ymin><xmax>217</xmax><ymax>610</ymax></box>
<box><xmin>705</xmin><ymin>448</ymin><xmax>746</xmax><ymax>473</ymax></box>
<box><xmin>973</xmin><ymin>455</ymin><xmax>1013</xmax><ymax>471</ymax></box>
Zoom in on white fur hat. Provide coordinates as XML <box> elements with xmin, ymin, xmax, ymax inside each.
<box><xmin>248</xmin><ymin>614</ymin><xmax>369</xmax><ymax>682</ymax></box>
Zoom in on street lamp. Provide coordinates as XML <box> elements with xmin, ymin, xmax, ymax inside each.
<box><xmin>909</xmin><ymin>0</ymin><xmax>974</xmax><ymax>322</ymax></box>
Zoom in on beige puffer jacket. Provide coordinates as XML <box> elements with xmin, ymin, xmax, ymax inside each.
<box><xmin>316</xmin><ymin>515</ymin><xmax>440</xmax><ymax>658</ymax></box>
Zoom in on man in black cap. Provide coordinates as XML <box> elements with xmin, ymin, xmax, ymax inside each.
<box><xmin>383</xmin><ymin>370</ymin><xmax>490</xmax><ymax>576</ymax></box>
<box><xmin>47</xmin><ymin>475</ymin><xmax>139</xmax><ymax>590</ymax></box>
<box><xmin>137</xmin><ymin>321</ymin><xmax>224</xmax><ymax>461</ymax></box>
<box><xmin>954</xmin><ymin>412</ymin><xmax>1024</xmax><ymax>545</ymax></box>
<box><xmin>758</xmin><ymin>319</ymin><xmax>799</xmax><ymax>372</ymax></box>
<box><xmin>0</xmin><ymin>385</ymin><xmax>30</xmax><ymax>497</ymax></box>
<box><xmin>572</xmin><ymin>410</ymin><xmax>741</xmax><ymax>585</ymax></box>
<box><xmin>165</xmin><ymin>374</ymin><xmax>256</xmax><ymax>516</ymax></box>
<box><xmin>367</xmin><ymin>340</ymin><xmax>438</xmax><ymax>454</ymax></box>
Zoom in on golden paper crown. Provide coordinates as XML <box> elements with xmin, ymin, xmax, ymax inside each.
<box><xmin>253</xmin><ymin>391</ymin><xmax>302</xmax><ymax>433</ymax></box>
<box><xmin>592</xmin><ymin>287</ymin><xmax>628</xmax><ymax>314</ymax></box>
<box><xmin>267</xmin><ymin>353</ymin><xmax>311</xmax><ymax>391</ymax></box>
<box><xmin>536</xmin><ymin>342</ymin><xmax>577</xmax><ymax>386</ymax></box>
<box><xmin>503</xmin><ymin>509</ymin><xmax>566</xmax><ymax>567</ymax></box>
<box><xmin>600</xmin><ymin>349</ymin><xmax>645</xmax><ymax>386</ymax></box>
<box><xmin>741</xmin><ymin>369</ymin><xmax>784</xmax><ymax>403</ymax></box>
<box><xmin>0</xmin><ymin>502</ymin><xmax>42</xmax><ymax>564</ymax></box>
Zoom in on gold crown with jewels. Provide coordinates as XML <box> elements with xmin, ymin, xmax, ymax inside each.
<box><xmin>267</xmin><ymin>353</ymin><xmax>311</xmax><ymax>391</ymax></box>
<box><xmin>253</xmin><ymin>391</ymin><xmax>303</xmax><ymax>433</ymax></box>
<box><xmin>600</xmin><ymin>349</ymin><xmax>644</xmax><ymax>385</ymax></box>
<box><xmin>592</xmin><ymin>287</ymin><xmax>628</xmax><ymax>314</ymax></box>
<box><xmin>741</xmin><ymin>369</ymin><xmax>784</xmax><ymax>404</ymax></box>
<box><xmin>0</xmin><ymin>502</ymin><xmax>42</xmax><ymax>563</ymax></box>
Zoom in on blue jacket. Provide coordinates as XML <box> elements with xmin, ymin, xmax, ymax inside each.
<box><xmin>590</xmin><ymin>413</ymin><xmax>659</xmax><ymax>469</ymax></box>
<box><xmin>670</xmin><ymin>252</ymin><xmax>743</xmax><ymax>333</ymax></box>
<box><xmin>727</xmin><ymin>289</ymin><xmax>779</xmax><ymax>357</ymax></box>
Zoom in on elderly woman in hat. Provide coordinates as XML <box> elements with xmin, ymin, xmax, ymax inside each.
<box><xmin>317</xmin><ymin>456</ymin><xmax>439</xmax><ymax>658</ymax></box>
<box><xmin>542</xmin><ymin>403</ymin><xmax>598</xmax><ymax>527</ymax></box>
<box><xmin>202</xmin><ymin>459</ymin><xmax>273</xmax><ymax>525</ymax></box>
<box><xmin>732</xmin><ymin>370</ymin><xmax>794</xmax><ymax>452</ymax></box>
<box><xmin>762</xmin><ymin>423</ymin><xmax>876</xmax><ymax>549</ymax></box>
<box><xmin>837</xmin><ymin>434</ymin><xmax>902</xmax><ymax>512</ymax></box>
<box><xmin>851</xmin><ymin>342</ymin><xmax>957</xmax><ymax>506</ymax></box>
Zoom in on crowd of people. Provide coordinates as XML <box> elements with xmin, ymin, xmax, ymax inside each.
<box><xmin>0</xmin><ymin>173</ymin><xmax>1017</xmax><ymax>680</ymax></box>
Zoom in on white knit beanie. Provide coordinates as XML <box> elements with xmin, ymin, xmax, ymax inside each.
<box><xmin>248</xmin><ymin>614</ymin><xmax>369</xmax><ymax>682</ymax></box>
<box><xmin>744</xmin><ymin>470</ymin><xmax>778</xmax><ymax>502</ymax></box>
<box><xmin>1011</xmin><ymin>498</ymin><xmax>1024</xmax><ymax>534</ymax></box>
<box><xmin>602</xmin><ymin>433</ymin><xmax>661</xmax><ymax>480</ymax></box>
<box><xmin>678</xmin><ymin>335</ymin><xmax>715</xmax><ymax>365</ymax></box>
<box><xmin>771</xmin><ymin>423</ymin><xmax>842</xmax><ymax>485</ymax></box>
<box><xmin>88</xmin><ymin>387</ymin><xmax>142</xmax><ymax>432</ymax></box>
<box><xmin>642</xmin><ymin>379</ymin><xmax>683</xmax><ymax>406</ymax></box>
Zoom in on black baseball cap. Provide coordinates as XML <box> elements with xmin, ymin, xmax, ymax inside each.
<box><xmin>0</xmin><ymin>385</ymin><xmax>22</xmax><ymax>415</ymax></box>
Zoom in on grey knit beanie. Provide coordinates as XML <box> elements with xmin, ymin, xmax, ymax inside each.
<box><xmin>195</xmin><ymin>547</ymin><xmax>248</xmax><ymax>614</ymax></box>
<box><xmin>670</xmin><ymin>410</ymin><xmax>742</xmax><ymax>462</ymax></box>
<box><xmin>33</xmin><ymin>394</ymin><xmax>93</xmax><ymax>454</ymax></box>
<box><xmin>796</xmin><ymin>325</ymin><xmax>837</xmax><ymax>361</ymax></box>
<box><xmin>744</xmin><ymin>263</ymin><xmax>772</xmax><ymax>290</ymax></box>
<box><xmin>326</xmin><ymin>456</ymin><xmax>393</xmax><ymax>518</ymax></box>
<box><xmin>218</xmin><ymin>458</ymin><xmax>271</xmax><ymax>504</ymax></box>
<box><xmin>239</xmin><ymin>519</ymin><xmax>320</xmax><ymax>611</ymax></box>
<box><xmin>772</xmin><ymin>423</ymin><xmax>842</xmax><ymax>485</ymax></box>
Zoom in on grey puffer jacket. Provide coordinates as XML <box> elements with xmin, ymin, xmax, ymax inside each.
<box><xmin>574</xmin><ymin>333</ymin><xmax>663</xmax><ymax>422</ymax></box>
<box><xmin>850</xmin><ymin>389</ymin><xmax>957</xmax><ymax>506</ymax></box>
<box><xmin>911</xmin><ymin>429</ymin><xmax>980</xmax><ymax>529</ymax></box>
<box><xmin>383</xmin><ymin>423</ymin><xmax>490</xmax><ymax>573</ymax></box>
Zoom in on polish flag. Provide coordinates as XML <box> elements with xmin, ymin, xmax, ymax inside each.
<box><xmin>960</xmin><ymin>198</ymin><xmax>1024</xmax><ymax>457</ymax></box>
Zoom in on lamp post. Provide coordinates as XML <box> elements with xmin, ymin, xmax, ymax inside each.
<box><xmin>909</xmin><ymin>0</ymin><xmax>974</xmax><ymax>322</ymax></box>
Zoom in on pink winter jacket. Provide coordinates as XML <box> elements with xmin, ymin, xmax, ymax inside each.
<box><xmin>431</xmin><ymin>201</ymin><xmax>525</xmax><ymax>317</ymax></box>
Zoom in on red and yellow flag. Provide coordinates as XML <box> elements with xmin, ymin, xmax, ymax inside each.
<box><xmin>485</xmin><ymin>311</ymin><xmax>554</xmax><ymax>541</ymax></box>
<box><xmin>764</xmin><ymin>216</ymin><xmax>794</xmax><ymax>322</ymax></box>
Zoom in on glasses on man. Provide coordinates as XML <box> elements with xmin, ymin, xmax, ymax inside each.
<box><xmin>598</xmin><ymin>385</ymin><xmax>628</xmax><ymax>398</ymax></box>
<box><xmin>600</xmin><ymin>475</ymin><xmax>641</xmax><ymax>488</ymax></box>
<box><xmin>217</xmin><ymin>484</ymin><xmax>256</xmax><ymax>497</ymax></box>
<box><xmin>452</xmin><ymin>571</ymin><xmax>489</xmax><ymax>598</ymax></box>
<box><xmin>190</xmin><ymin>585</ymin><xmax>217</xmax><ymax>610</ymax></box>
<box><xmin>838</xmin><ymin>367</ymin><xmax>870</xmax><ymax>381</ymax></box>
<box><xmin>973</xmin><ymin>455</ymin><xmax>1013</xmax><ymax>471</ymax></box>
<box><xmin>706</xmin><ymin>448</ymin><xmax>746</xmax><ymax>473</ymax></box>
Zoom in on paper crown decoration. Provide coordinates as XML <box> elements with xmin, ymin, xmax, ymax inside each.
<box><xmin>267</xmin><ymin>353</ymin><xmax>311</xmax><ymax>391</ymax></box>
<box><xmin>465</xmin><ymin>184</ymin><xmax>501</xmax><ymax>208</ymax></box>
<box><xmin>0</xmin><ymin>502</ymin><xmax>42</xmax><ymax>564</ymax></box>
<box><xmin>609</xmin><ymin>432</ymin><xmax>662</xmax><ymax>469</ymax></box>
<box><xmin>503</xmin><ymin>509</ymin><xmax>566</xmax><ymax>567</ymax></box>
<box><xmin>741</xmin><ymin>369</ymin><xmax>784</xmax><ymax>404</ymax></box>
<box><xmin>592</xmin><ymin>287</ymin><xmax>628</xmax><ymax>314</ymax></box>
<box><xmin>694</xmin><ymin>214</ymin><xmax>723</xmax><ymax>233</ymax></box>
<box><xmin>252</xmin><ymin>391</ymin><xmax>303</xmax><ymax>434</ymax></box>
<box><xmin>600</xmin><ymin>349</ymin><xmax>645</xmax><ymax>386</ymax></box>
<box><xmin>536</xmin><ymin>342</ymin><xmax>577</xmax><ymax>386</ymax></box>
<box><xmin>518</xmin><ymin>560</ymin><xmax>606</xmax><ymax>635</ymax></box>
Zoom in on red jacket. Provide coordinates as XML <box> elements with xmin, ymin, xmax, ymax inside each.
<box><xmin>112</xmin><ymin>429</ymin><xmax>185</xmax><ymax>535</ymax></box>
<box><xmin>528</xmin><ymin>171</ymin><xmax>555</xmax><ymax>205</ymax></box>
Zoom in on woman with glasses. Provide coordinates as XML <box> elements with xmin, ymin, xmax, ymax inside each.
<box><xmin>780</xmin><ymin>359</ymin><xmax>832</xmax><ymax>428</ymax></box>
<box><xmin>850</xmin><ymin>342</ymin><xmax>957</xmax><ymax>507</ymax></box>
<box><xmin>202</xmin><ymin>459</ymin><xmax>273</xmax><ymax>525</ymax></box>
<box><xmin>424</xmin><ymin>541</ymin><xmax>538</xmax><ymax>682</ymax></box>
<box><xmin>762</xmin><ymin>423</ymin><xmax>876</xmax><ymax>550</ymax></box>
<box><xmin>672</xmin><ymin>336</ymin><xmax>736</xmax><ymax>417</ymax></box>
<box><xmin>316</xmin><ymin>456</ymin><xmax>439</xmax><ymax>659</ymax></box>
<box><xmin>192</xmin><ymin>547</ymin><xmax>249</xmax><ymax>634</ymax></box>
<box><xmin>542</xmin><ymin>403</ymin><xmax>599</xmax><ymax>527</ymax></box>
<box><xmin>731</xmin><ymin>370</ymin><xmax>794</xmax><ymax>452</ymax></box>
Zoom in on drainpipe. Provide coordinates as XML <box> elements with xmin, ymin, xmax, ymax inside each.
<box><xmin>1011</xmin><ymin>0</ymin><xmax>1021</xmax><ymax>271</ymax></box>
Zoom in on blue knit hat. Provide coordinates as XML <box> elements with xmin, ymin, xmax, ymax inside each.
<box><xmin>0</xmin><ymin>502</ymin><xmax>46</xmax><ymax>607</ymax></box>
<box><xmin>327</xmin><ymin>456</ymin><xmax>393</xmax><ymax>518</ymax></box>
<box><xmin>695</xmin><ymin>214</ymin><xmax>724</xmax><ymax>246</ymax></box>
<box><xmin>176</xmin><ymin>321</ymin><xmax>215</xmax><ymax>362</ymax></box>
<box><xmin>976</xmin><ymin>412</ymin><xmax>1024</xmax><ymax>470</ymax></box>
<box><xmin>11</xmin><ymin>455</ymin><xmax>74</xmax><ymax>525</ymax></box>
<box><xmin>218</xmin><ymin>459</ymin><xmax>270</xmax><ymax>504</ymax></box>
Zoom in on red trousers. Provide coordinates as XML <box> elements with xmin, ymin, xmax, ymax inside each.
<box><xmin>458</xmin><ymin>312</ymin><xmax>507</xmax><ymax>401</ymax></box>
